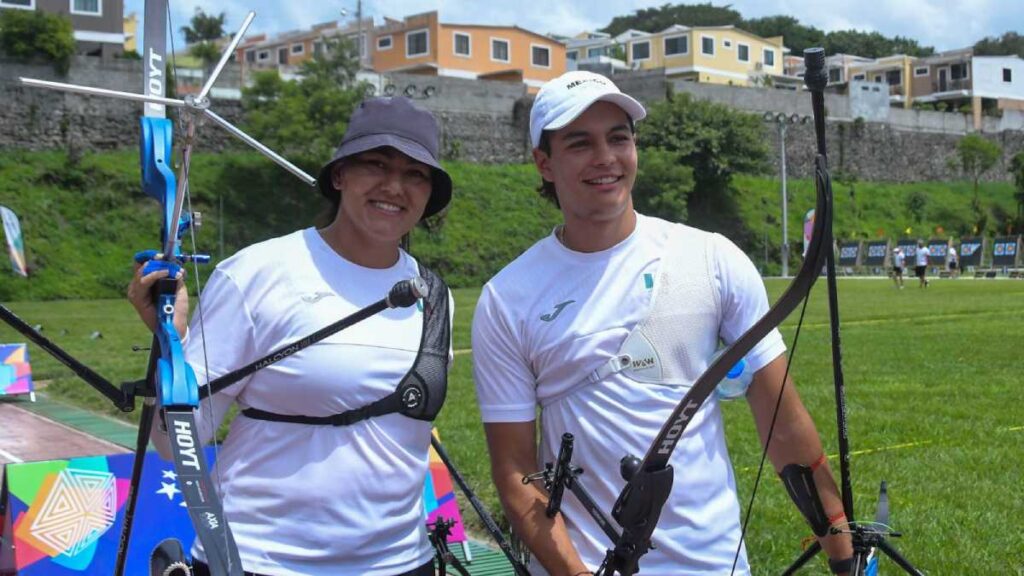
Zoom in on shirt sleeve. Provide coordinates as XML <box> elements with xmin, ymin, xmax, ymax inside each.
<box><xmin>472</xmin><ymin>283</ymin><xmax>538</xmax><ymax>423</ymax></box>
<box><xmin>712</xmin><ymin>233</ymin><xmax>787</xmax><ymax>374</ymax></box>
<box><xmin>149</xmin><ymin>266</ymin><xmax>257</xmax><ymax>459</ymax></box>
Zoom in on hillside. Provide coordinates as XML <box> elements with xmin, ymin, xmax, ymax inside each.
<box><xmin>0</xmin><ymin>150</ymin><xmax>1017</xmax><ymax>299</ymax></box>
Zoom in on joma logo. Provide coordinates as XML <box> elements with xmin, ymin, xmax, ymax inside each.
<box><xmin>173</xmin><ymin>419</ymin><xmax>201</xmax><ymax>470</ymax></box>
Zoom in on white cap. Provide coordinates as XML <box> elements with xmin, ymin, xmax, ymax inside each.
<box><xmin>529</xmin><ymin>71</ymin><xmax>647</xmax><ymax>148</ymax></box>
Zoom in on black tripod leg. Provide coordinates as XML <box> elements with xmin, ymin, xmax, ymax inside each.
<box><xmin>875</xmin><ymin>538</ymin><xmax>925</xmax><ymax>576</ymax></box>
<box><xmin>781</xmin><ymin>540</ymin><xmax>821</xmax><ymax>575</ymax></box>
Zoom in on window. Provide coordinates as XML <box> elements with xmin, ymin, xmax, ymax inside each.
<box><xmin>0</xmin><ymin>0</ymin><xmax>34</xmax><ymax>9</ymax></box>
<box><xmin>723</xmin><ymin>39</ymin><xmax>733</xmax><ymax>49</ymax></box>
<box><xmin>873</xmin><ymin>74</ymin><xmax>883</xmax><ymax>82</ymax></box>
<box><xmin>491</xmin><ymin>38</ymin><xmax>510</xmax><ymax>62</ymax></box>
<box><xmin>664</xmin><ymin>35</ymin><xmax>687</xmax><ymax>56</ymax></box>
<box><xmin>1003</xmin><ymin>68</ymin><xmax>1012</xmax><ymax>83</ymax></box>
<box><xmin>737</xmin><ymin>43</ymin><xmax>749</xmax><ymax>62</ymax></box>
<box><xmin>278</xmin><ymin>47</ymin><xmax>288</xmax><ymax>64</ymax></box>
<box><xmin>257</xmin><ymin>50</ymin><xmax>270</xmax><ymax>61</ymax></box>
<box><xmin>377</xmin><ymin>35</ymin><xmax>393</xmax><ymax>51</ymax></box>
<box><xmin>70</xmin><ymin>0</ymin><xmax>100</xmax><ymax>15</ymax></box>
<box><xmin>701</xmin><ymin>36</ymin><xmax>714</xmax><ymax>56</ymax></box>
<box><xmin>950</xmin><ymin>62</ymin><xmax>969</xmax><ymax>80</ymax></box>
<box><xmin>914</xmin><ymin>66</ymin><xmax>929</xmax><ymax>77</ymax></box>
<box><xmin>885</xmin><ymin>69</ymin><xmax>901</xmax><ymax>85</ymax></box>
<box><xmin>406</xmin><ymin>29</ymin><xmax>428</xmax><ymax>57</ymax></box>
<box><xmin>313</xmin><ymin>41</ymin><xmax>323</xmax><ymax>56</ymax></box>
<box><xmin>763</xmin><ymin>48</ymin><xmax>775</xmax><ymax>67</ymax></box>
<box><xmin>631</xmin><ymin>40</ymin><xmax>650</xmax><ymax>61</ymax></box>
<box><xmin>245</xmin><ymin>50</ymin><xmax>256</xmax><ymax>63</ymax></box>
<box><xmin>828</xmin><ymin>68</ymin><xmax>841</xmax><ymax>83</ymax></box>
<box><xmin>587</xmin><ymin>46</ymin><xmax>605</xmax><ymax>58</ymax></box>
<box><xmin>531</xmin><ymin>44</ymin><xmax>551</xmax><ymax>68</ymax></box>
<box><xmin>291</xmin><ymin>43</ymin><xmax>304</xmax><ymax>55</ymax></box>
<box><xmin>566</xmin><ymin>50</ymin><xmax>578</xmax><ymax>61</ymax></box>
<box><xmin>852</xmin><ymin>73</ymin><xmax>865</xmax><ymax>80</ymax></box>
<box><xmin>453</xmin><ymin>32</ymin><xmax>471</xmax><ymax>57</ymax></box>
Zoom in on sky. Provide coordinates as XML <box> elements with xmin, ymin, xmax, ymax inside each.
<box><xmin>125</xmin><ymin>0</ymin><xmax>1024</xmax><ymax>55</ymax></box>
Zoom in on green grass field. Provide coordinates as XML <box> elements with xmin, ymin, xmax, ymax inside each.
<box><xmin>2</xmin><ymin>277</ymin><xmax>1023</xmax><ymax>574</ymax></box>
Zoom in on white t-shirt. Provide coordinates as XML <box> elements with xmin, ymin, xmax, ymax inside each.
<box><xmin>915</xmin><ymin>246</ymin><xmax>930</xmax><ymax>266</ymax></box>
<box><xmin>472</xmin><ymin>214</ymin><xmax>786</xmax><ymax>575</ymax></box>
<box><xmin>151</xmin><ymin>228</ymin><xmax>446</xmax><ymax>576</ymax></box>
<box><xmin>893</xmin><ymin>251</ymin><xmax>905</xmax><ymax>268</ymax></box>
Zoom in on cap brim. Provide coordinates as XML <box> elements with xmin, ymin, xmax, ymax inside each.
<box><xmin>544</xmin><ymin>93</ymin><xmax>647</xmax><ymax>134</ymax></box>
<box><xmin>317</xmin><ymin>133</ymin><xmax>452</xmax><ymax>220</ymax></box>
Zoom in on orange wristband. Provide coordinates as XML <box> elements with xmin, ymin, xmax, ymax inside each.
<box><xmin>828</xmin><ymin>511</ymin><xmax>847</xmax><ymax>526</ymax></box>
<box><xmin>810</xmin><ymin>453</ymin><xmax>828</xmax><ymax>472</ymax></box>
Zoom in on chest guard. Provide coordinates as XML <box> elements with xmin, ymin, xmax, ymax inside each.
<box><xmin>242</xmin><ymin>262</ymin><xmax>451</xmax><ymax>426</ymax></box>
<box><xmin>541</xmin><ymin>225</ymin><xmax>721</xmax><ymax>408</ymax></box>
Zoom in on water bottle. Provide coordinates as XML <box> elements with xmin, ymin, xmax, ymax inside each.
<box><xmin>714</xmin><ymin>355</ymin><xmax>753</xmax><ymax>400</ymax></box>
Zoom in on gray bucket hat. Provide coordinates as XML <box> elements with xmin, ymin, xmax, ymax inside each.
<box><xmin>317</xmin><ymin>97</ymin><xmax>452</xmax><ymax>220</ymax></box>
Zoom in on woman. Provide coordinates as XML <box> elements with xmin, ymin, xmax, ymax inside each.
<box><xmin>128</xmin><ymin>97</ymin><xmax>454</xmax><ymax>576</ymax></box>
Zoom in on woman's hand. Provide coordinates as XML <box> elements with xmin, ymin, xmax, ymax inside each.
<box><xmin>127</xmin><ymin>260</ymin><xmax>189</xmax><ymax>339</ymax></box>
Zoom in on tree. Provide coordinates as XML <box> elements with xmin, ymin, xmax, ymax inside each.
<box><xmin>952</xmin><ymin>134</ymin><xmax>1001</xmax><ymax>234</ymax></box>
<box><xmin>741</xmin><ymin>15</ymin><xmax>824</xmax><ymax>54</ymax></box>
<box><xmin>1009</xmin><ymin>151</ymin><xmax>1024</xmax><ymax>231</ymax></box>
<box><xmin>974</xmin><ymin>32</ymin><xmax>1024</xmax><ymax>58</ymax></box>
<box><xmin>602</xmin><ymin>3</ymin><xmax>742</xmax><ymax>35</ymax></box>
<box><xmin>0</xmin><ymin>9</ymin><xmax>75</xmax><ymax>73</ymax></box>
<box><xmin>638</xmin><ymin>92</ymin><xmax>769</xmax><ymax>212</ymax></box>
<box><xmin>633</xmin><ymin>148</ymin><xmax>695</xmax><ymax>222</ymax></box>
<box><xmin>298</xmin><ymin>37</ymin><xmax>360</xmax><ymax>87</ymax></box>
<box><xmin>823</xmin><ymin>29</ymin><xmax>933</xmax><ymax>58</ymax></box>
<box><xmin>180</xmin><ymin>8</ymin><xmax>226</xmax><ymax>69</ymax></box>
<box><xmin>905</xmin><ymin>190</ymin><xmax>928</xmax><ymax>223</ymax></box>
<box><xmin>241</xmin><ymin>41</ymin><xmax>371</xmax><ymax>165</ymax></box>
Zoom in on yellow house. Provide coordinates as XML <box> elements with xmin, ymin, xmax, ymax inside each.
<box><xmin>848</xmin><ymin>54</ymin><xmax>916</xmax><ymax>108</ymax></box>
<box><xmin>371</xmin><ymin>11</ymin><xmax>566</xmax><ymax>91</ymax></box>
<box><xmin>625</xmin><ymin>25</ymin><xmax>786</xmax><ymax>86</ymax></box>
<box><xmin>123</xmin><ymin>11</ymin><xmax>137</xmax><ymax>54</ymax></box>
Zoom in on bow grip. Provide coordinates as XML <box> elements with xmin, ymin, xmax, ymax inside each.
<box><xmin>608</xmin><ymin>464</ymin><xmax>675</xmax><ymax>575</ymax></box>
<box><xmin>140</xmin><ymin>116</ymin><xmax>177</xmax><ymax>248</ymax></box>
<box><xmin>136</xmin><ymin>250</ymin><xmax>183</xmax><ymax>279</ymax></box>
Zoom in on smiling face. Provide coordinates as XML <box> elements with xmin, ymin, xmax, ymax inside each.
<box><xmin>331</xmin><ymin>147</ymin><xmax>433</xmax><ymax>251</ymax></box>
<box><xmin>533</xmin><ymin>101</ymin><xmax>638</xmax><ymax>230</ymax></box>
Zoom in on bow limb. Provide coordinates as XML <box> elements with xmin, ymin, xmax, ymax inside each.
<box><xmin>600</xmin><ymin>147</ymin><xmax>833</xmax><ymax>576</ymax></box>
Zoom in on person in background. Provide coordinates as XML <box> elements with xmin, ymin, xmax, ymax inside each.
<box><xmin>892</xmin><ymin>247</ymin><xmax>905</xmax><ymax>289</ymax></box>
<box><xmin>915</xmin><ymin>240</ymin><xmax>930</xmax><ymax>288</ymax></box>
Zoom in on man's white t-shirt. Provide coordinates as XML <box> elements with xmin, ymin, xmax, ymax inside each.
<box><xmin>151</xmin><ymin>228</ymin><xmax>444</xmax><ymax>575</ymax></box>
<box><xmin>916</xmin><ymin>246</ymin><xmax>930</xmax><ymax>266</ymax></box>
<box><xmin>472</xmin><ymin>214</ymin><xmax>786</xmax><ymax>575</ymax></box>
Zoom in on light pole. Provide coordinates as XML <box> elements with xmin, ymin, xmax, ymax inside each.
<box><xmin>340</xmin><ymin>0</ymin><xmax>365</xmax><ymax>68</ymax></box>
<box><xmin>763</xmin><ymin>111</ymin><xmax>810</xmax><ymax>277</ymax></box>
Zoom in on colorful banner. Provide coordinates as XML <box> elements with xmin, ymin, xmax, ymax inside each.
<box><xmin>423</xmin><ymin>430</ymin><xmax>467</xmax><ymax>544</ymax></box>
<box><xmin>0</xmin><ymin>344</ymin><xmax>33</xmax><ymax>397</ymax></box>
<box><xmin>0</xmin><ymin>206</ymin><xmax>28</xmax><ymax>277</ymax></box>
<box><xmin>1</xmin><ymin>449</ymin><xmax>216</xmax><ymax>575</ymax></box>
<box><xmin>802</xmin><ymin>209</ymin><xmax>815</xmax><ymax>257</ymax></box>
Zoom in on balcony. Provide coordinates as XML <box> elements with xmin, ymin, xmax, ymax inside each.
<box><xmin>932</xmin><ymin>78</ymin><xmax>971</xmax><ymax>93</ymax></box>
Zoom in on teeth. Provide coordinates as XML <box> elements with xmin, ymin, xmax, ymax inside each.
<box><xmin>586</xmin><ymin>176</ymin><xmax>619</xmax><ymax>185</ymax></box>
<box><xmin>371</xmin><ymin>201</ymin><xmax>402</xmax><ymax>212</ymax></box>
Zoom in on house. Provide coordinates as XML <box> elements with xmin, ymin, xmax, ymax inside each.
<box><xmin>623</xmin><ymin>25</ymin><xmax>789</xmax><ymax>87</ymax></box>
<box><xmin>847</xmin><ymin>54</ymin><xmax>917</xmax><ymax>108</ymax></box>
<box><xmin>565</xmin><ymin>29</ymin><xmax>647</xmax><ymax>74</ymax></box>
<box><xmin>911</xmin><ymin>48</ymin><xmax>1024</xmax><ymax>127</ymax></box>
<box><xmin>123</xmin><ymin>10</ymin><xmax>136</xmax><ymax>53</ymax></box>
<box><xmin>0</xmin><ymin>0</ymin><xmax>125</xmax><ymax>58</ymax></box>
<box><xmin>235</xmin><ymin>18</ymin><xmax>374</xmax><ymax>83</ymax></box>
<box><xmin>369</xmin><ymin>11</ymin><xmax>566</xmax><ymax>91</ymax></box>
<box><xmin>786</xmin><ymin>53</ymin><xmax>875</xmax><ymax>90</ymax></box>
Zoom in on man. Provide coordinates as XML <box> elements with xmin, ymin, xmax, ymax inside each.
<box><xmin>915</xmin><ymin>240</ymin><xmax>930</xmax><ymax>287</ymax></box>
<box><xmin>947</xmin><ymin>241</ymin><xmax>959</xmax><ymax>278</ymax></box>
<box><xmin>472</xmin><ymin>71</ymin><xmax>854</xmax><ymax>575</ymax></box>
<box><xmin>892</xmin><ymin>247</ymin><xmax>905</xmax><ymax>289</ymax></box>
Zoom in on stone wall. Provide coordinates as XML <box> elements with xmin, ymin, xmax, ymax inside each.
<box><xmin>3</xmin><ymin>56</ymin><xmax>1023</xmax><ymax>182</ymax></box>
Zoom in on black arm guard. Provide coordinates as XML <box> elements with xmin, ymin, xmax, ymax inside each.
<box><xmin>779</xmin><ymin>463</ymin><xmax>831</xmax><ymax>537</ymax></box>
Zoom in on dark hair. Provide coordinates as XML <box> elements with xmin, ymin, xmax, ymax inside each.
<box><xmin>535</xmin><ymin>118</ymin><xmax>637</xmax><ymax>208</ymax></box>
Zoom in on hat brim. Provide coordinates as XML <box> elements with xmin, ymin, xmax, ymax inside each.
<box><xmin>540</xmin><ymin>93</ymin><xmax>647</xmax><ymax>142</ymax></box>
<box><xmin>317</xmin><ymin>133</ymin><xmax>452</xmax><ymax>220</ymax></box>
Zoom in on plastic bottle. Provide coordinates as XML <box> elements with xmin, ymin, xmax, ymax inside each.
<box><xmin>714</xmin><ymin>355</ymin><xmax>753</xmax><ymax>400</ymax></box>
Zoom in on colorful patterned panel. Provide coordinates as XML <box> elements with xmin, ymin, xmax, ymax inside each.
<box><xmin>423</xmin><ymin>430</ymin><xmax>467</xmax><ymax>543</ymax></box>
<box><xmin>1</xmin><ymin>449</ymin><xmax>217</xmax><ymax>574</ymax></box>
<box><xmin>0</xmin><ymin>344</ymin><xmax>33</xmax><ymax>396</ymax></box>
